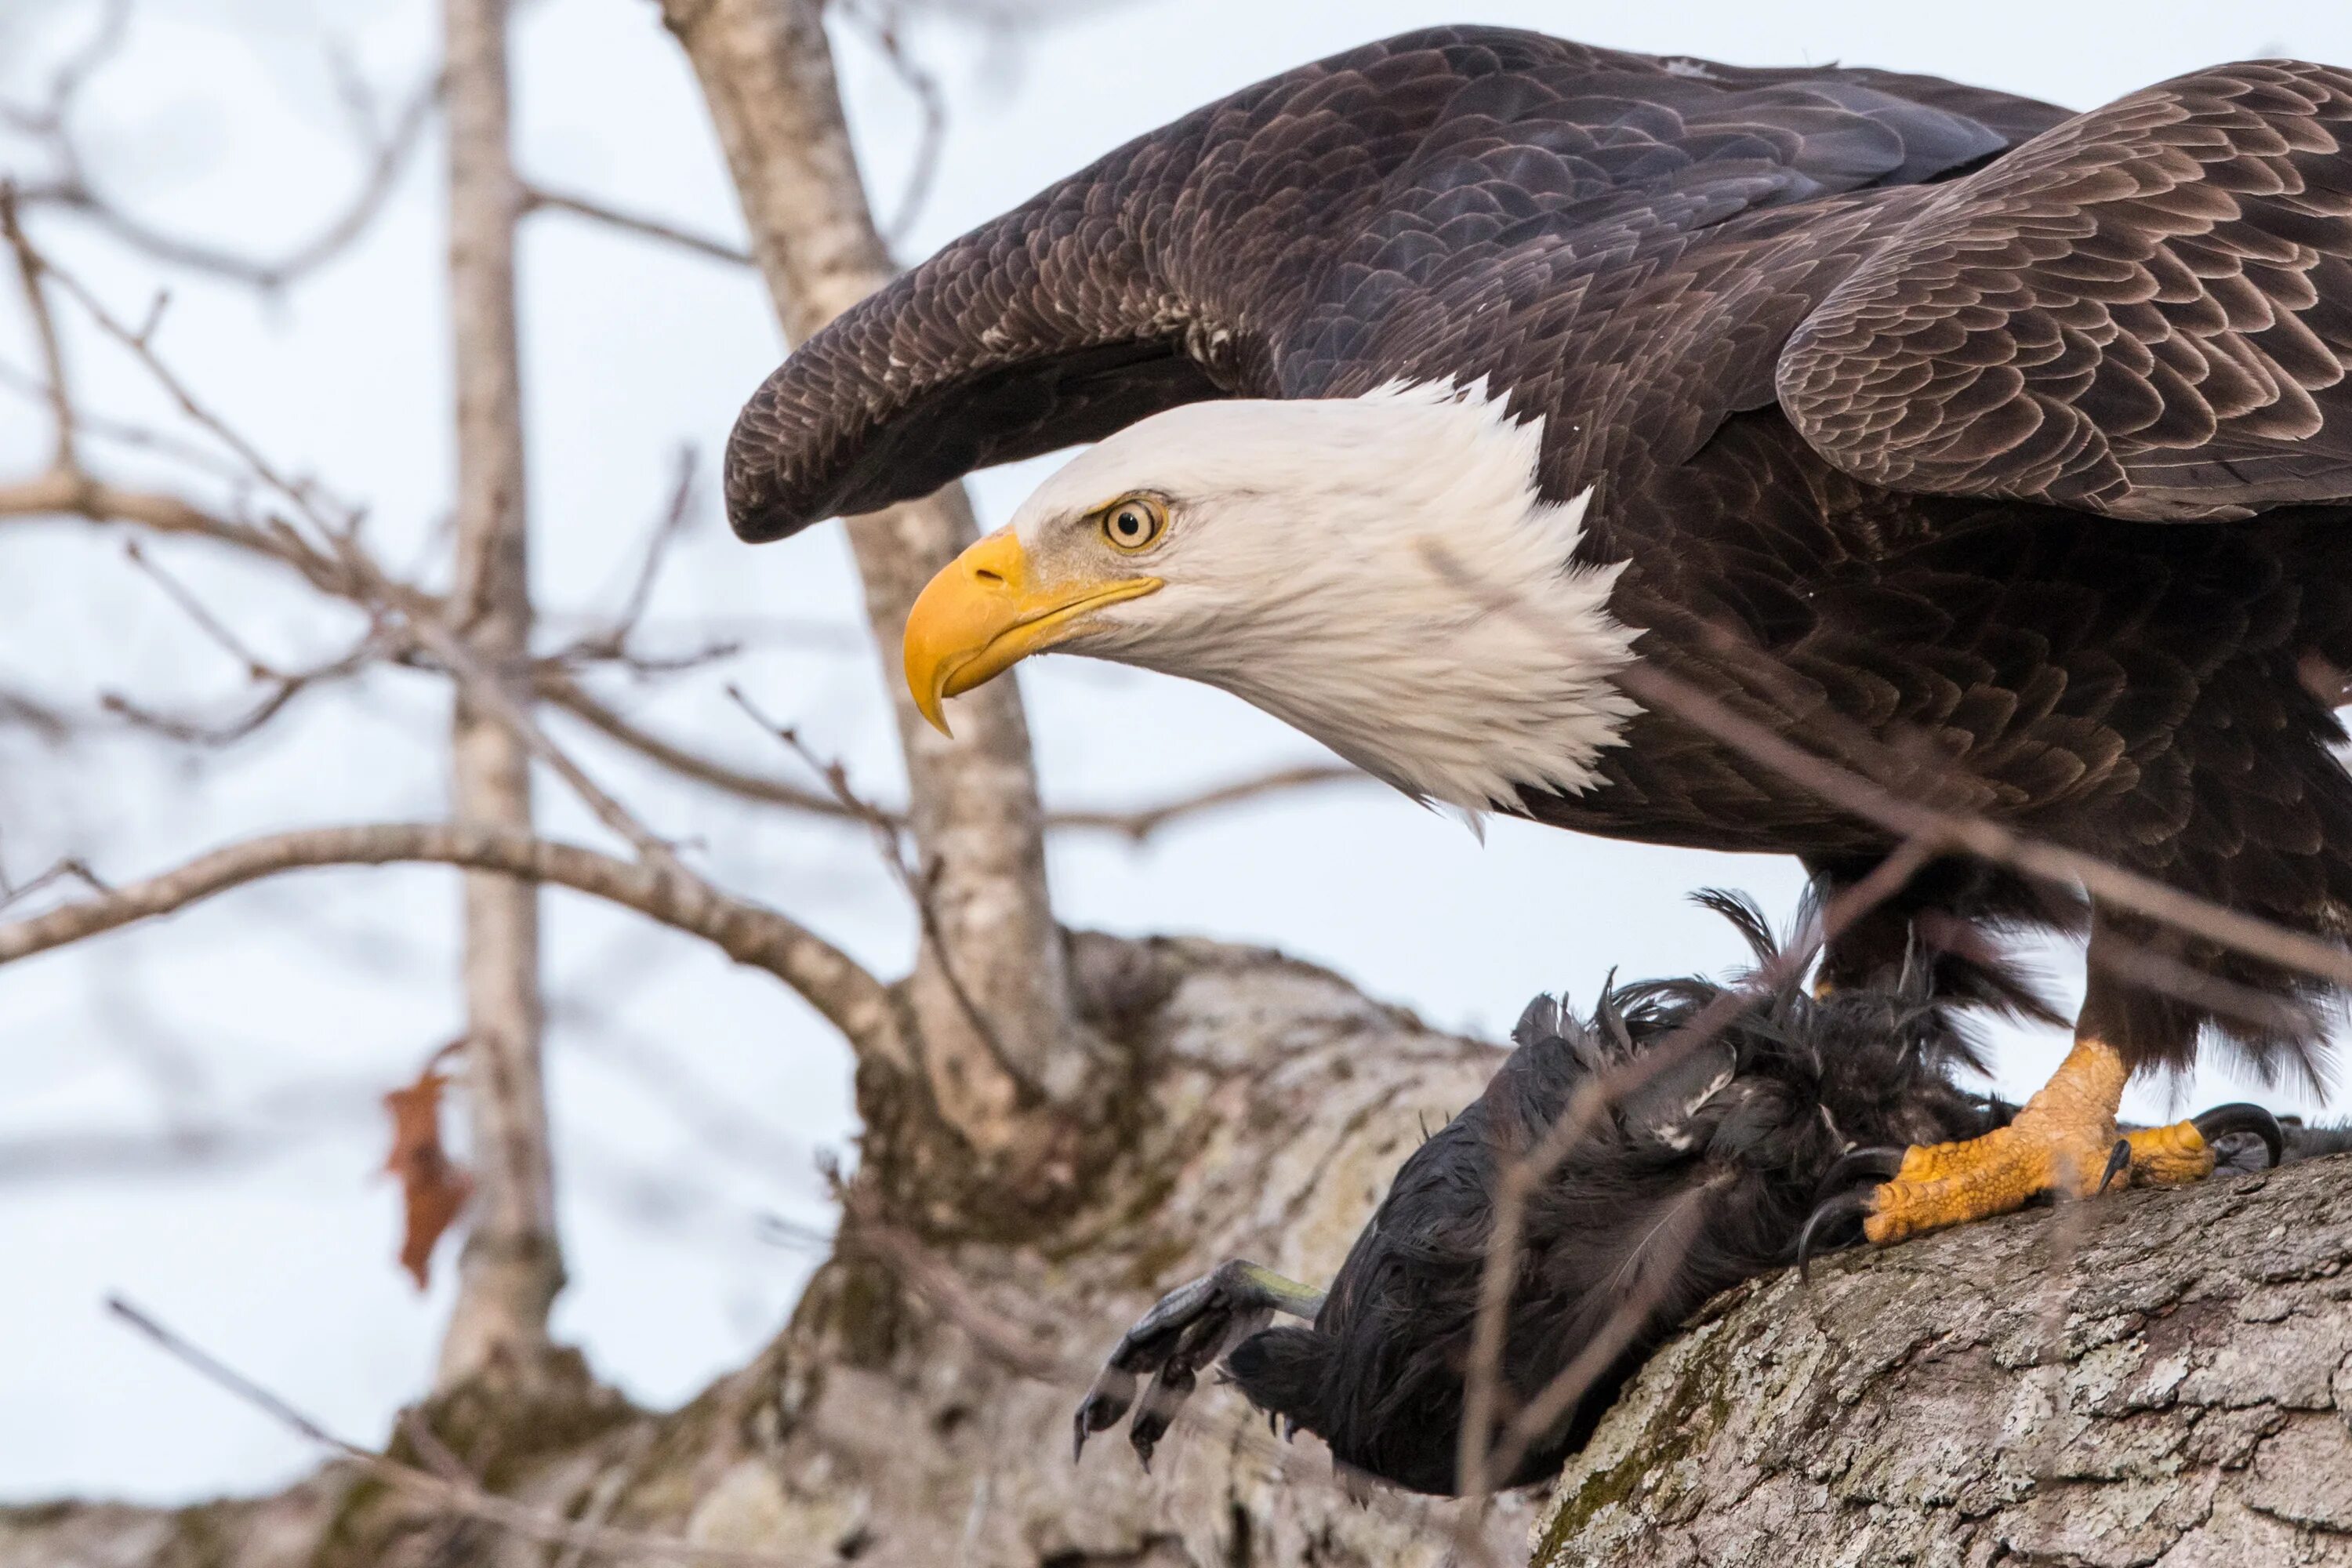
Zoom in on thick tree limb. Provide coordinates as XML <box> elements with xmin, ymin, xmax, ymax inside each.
<box><xmin>0</xmin><ymin>822</ymin><xmax>907</xmax><ymax>1069</ymax></box>
<box><xmin>1533</xmin><ymin>1152</ymin><xmax>2352</xmax><ymax>1565</ymax></box>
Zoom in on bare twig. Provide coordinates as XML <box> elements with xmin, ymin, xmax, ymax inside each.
<box><xmin>545</xmin><ymin>672</ymin><xmax>1361</xmax><ymax>837</ymax></box>
<box><xmin>832</xmin><ymin>2</ymin><xmax>948</xmax><ymax>245</ymax></box>
<box><xmin>0</xmin><ymin>854</ymin><xmax>106</xmax><ymax>911</ymax></box>
<box><xmin>1452</xmin><ymin>829</ymin><xmax>1941</xmax><ymax>1501</ymax></box>
<box><xmin>728</xmin><ymin>686</ymin><xmax>1020</xmax><ymax>1079</ymax></box>
<box><xmin>1613</xmin><ymin>659</ymin><xmax>2352</xmax><ymax>993</ymax></box>
<box><xmin>1050</xmin><ymin>762</ymin><xmax>1363</xmax><ymax>840</ymax></box>
<box><xmin>19</xmin><ymin>71</ymin><xmax>440</xmax><ymax>293</ymax></box>
<box><xmin>522</xmin><ymin>184</ymin><xmax>753</xmax><ymax>267</ymax></box>
<box><xmin>549</xmin><ymin>445</ymin><xmax>705</xmax><ymax>669</ymax></box>
<box><xmin>1483</xmin><ymin>1172</ymin><xmax>1723</xmax><ymax>1487</ymax></box>
<box><xmin>2</xmin><ymin>183</ymin><xmax>75</xmax><ymax>469</ymax></box>
<box><xmin>104</xmin><ymin>1296</ymin><xmax>816</xmax><ymax>1566</ymax></box>
<box><xmin>826</xmin><ymin>1178</ymin><xmax>1076</xmax><ymax>1382</ymax></box>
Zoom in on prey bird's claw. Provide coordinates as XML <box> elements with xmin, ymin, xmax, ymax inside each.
<box><xmin>1070</xmin><ymin>1259</ymin><xmax>1323</xmax><ymax>1472</ymax></box>
<box><xmin>2193</xmin><ymin>1102</ymin><xmax>2284</xmax><ymax>1170</ymax></box>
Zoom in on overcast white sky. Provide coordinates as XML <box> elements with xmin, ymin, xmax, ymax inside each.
<box><xmin>5</xmin><ymin>0</ymin><xmax>2352</xmax><ymax>1507</ymax></box>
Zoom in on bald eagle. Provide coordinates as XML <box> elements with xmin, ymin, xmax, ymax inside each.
<box><xmin>725</xmin><ymin>29</ymin><xmax>2352</xmax><ymax>1243</ymax></box>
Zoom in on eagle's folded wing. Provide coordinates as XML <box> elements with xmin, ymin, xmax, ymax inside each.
<box><xmin>1778</xmin><ymin>60</ymin><xmax>2352</xmax><ymax>522</ymax></box>
<box><xmin>722</xmin><ymin>26</ymin><xmax>2064</xmax><ymax>543</ymax></box>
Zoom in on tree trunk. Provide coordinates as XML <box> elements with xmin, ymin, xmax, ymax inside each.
<box><xmin>1533</xmin><ymin>1149</ymin><xmax>2352</xmax><ymax>1567</ymax></box>
<box><xmin>662</xmin><ymin>0</ymin><xmax>1079</xmax><ymax>1156</ymax></box>
<box><xmin>10</xmin><ymin>939</ymin><xmax>2351</xmax><ymax>1568</ymax></box>
<box><xmin>437</xmin><ymin>0</ymin><xmax>562</xmax><ymax>1390</ymax></box>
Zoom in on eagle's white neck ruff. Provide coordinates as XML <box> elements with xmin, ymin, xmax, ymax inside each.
<box><xmin>1015</xmin><ymin>383</ymin><xmax>1643</xmax><ymax>815</ymax></box>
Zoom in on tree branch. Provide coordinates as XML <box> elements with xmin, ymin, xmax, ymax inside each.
<box><xmin>0</xmin><ymin>822</ymin><xmax>908</xmax><ymax>1070</ymax></box>
<box><xmin>521</xmin><ymin>183</ymin><xmax>754</xmax><ymax>267</ymax></box>
<box><xmin>1</xmin><ymin>183</ymin><xmax>75</xmax><ymax>469</ymax></box>
<box><xmin>543</xmin><ymin>670</ymin><xmax>1363</xmax><ymax>838</ymax></box>
<box><xmin>16</xmin><ymin>69</ymin><xmax>440</xmax><ymax>294</ymax></box>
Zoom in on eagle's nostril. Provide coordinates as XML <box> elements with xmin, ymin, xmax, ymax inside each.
<box><xmin>973</xmin><ymin>567</ymin><xmax>1006</xmax><ymax>586</ymax></box>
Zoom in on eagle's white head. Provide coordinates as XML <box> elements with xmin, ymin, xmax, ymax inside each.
<box><xmin>902</xmin><ymin>383</ymin><xmax>1642</xmax><ymax>815</ymax></box>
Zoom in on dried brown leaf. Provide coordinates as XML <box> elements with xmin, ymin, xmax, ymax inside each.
<box><xmin>383</xmin><ymin>1042</ymin><xmax>471</xmax><ymax>1290</ymax></box>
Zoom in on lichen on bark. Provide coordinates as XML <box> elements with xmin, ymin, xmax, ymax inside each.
<box><xmin>1534</xmin><ymin>1149</ymin><xmax>2352</xmax><ymax>1567</ymax></box>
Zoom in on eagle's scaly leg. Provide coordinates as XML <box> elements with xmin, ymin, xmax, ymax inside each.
<box><xmin>1861</xmin><ymin>1034</ymin><xmax>2131</xmax><ymax>1244</ymax></box>
<box><xmin>1801</xmin><ymin>1042</ymin><xmax>2287</xmax><ymax>1262</ymax></box>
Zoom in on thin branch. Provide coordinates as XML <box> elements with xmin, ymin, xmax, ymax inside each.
<box><xmin>1</xmin><ymin>183</ymin><xmax>75</xmax><ymax>468</ymax></box>
<box><xmin>0</xmin><ymin>855</ymin><xmax>106</xmax><ymax>911</ymax></box>
<box><xmin>20</xmin><ymin>71</ymin><xmax>441</xmax><ymax>293</ymax></box>
<box><xmin>346</xmin><ymin>550</ymin><xmax>687</xmax><ymax>871</ymax></box>
<box><xmin>544</xmin><ymin>671</ymin><xmax>1363</xmax><ymax>837</ymax></box>
<box><xmin>729</xmin><ymin>685</ymin><xmax>1018</xmax><ymax>1078</ymax></box>
<box><xmin>1613</xmin><ymin>659</ymin><xmax>2352</xmax><ymax>993</ymax></box>
<box><xmin>1417</xmin><ymin>540</ymin><xmax>2352</xmax><ymax>996</ymax></box>
<box><xmin>832</xmin><ymin>2</ymin><xmax>948</xmax><ymax>245</ymax></box>
<box><xmin>826</xmin><ymin>1176</ymin><xmax>1076</xmax><ymax>1382</ymax></box>
<box><xmin>100</xmin><ymin>635</ymin><xmax>384</xmax><ymax>746</ymax></box>
<box><xmin>1048</xmin><ymin>762</ymin><xmax>1363</xmax><ymax>840</ymax></box>
<box><xmin>104</xmin><ymin>1296</ymin><xmax>817</xmax><ymax>1566</ymax></box>
<box><xmin>521</xmin><ymin>184</ymin><xmax>754</xmax><ymax>267</ymax></box>
<box><xmin>1484</xmin><ymin>1173</ymin><xmax>1722</xmax><ymax>1487</ymax></box>
<box><xmin>0</xmin><ymin>822</ymin><xmax>908</xmax><ymax>1070</ymax></box>
<box><xmin>0</xmin><ymin>468</ymin><xmax>339</xmax><ymax>589</ymax></box>
<box><xmin>546</xmin><ymin>445</ymin><xmax>705</xmax><ymax>669</ymax></box>
<box><xmin>0</xmin><ymin>355</ymin><xmax>250</xmax><ymax>480</ymax></box>
<box><xmin>0</xmin><ymin>685</ymin><xmax>80</xmax><ymax>745</ymax></box>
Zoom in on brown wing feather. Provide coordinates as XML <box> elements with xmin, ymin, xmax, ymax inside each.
<box><xmin>724</xmin><ymin>27</ymin><xmax>2064</xmax><ymax>542</ymax></box>
<box><xmin>1778</xmin><ymin>61</ymin><xmax>2352</xmax><ymax>521</ymax></box>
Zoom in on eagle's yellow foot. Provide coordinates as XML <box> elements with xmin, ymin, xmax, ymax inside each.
<box><xmin>2101</xmin><ymin>1106</ymin><xmax>2283</xmax><ymax>1191</ymax></box>
<box><xmin>1796</xmin><ymin>1039</ymin><xmax>2281</xmax><ymax>1272</ymax></box>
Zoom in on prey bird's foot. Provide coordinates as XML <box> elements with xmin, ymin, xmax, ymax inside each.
<box><xmin>1073</xmin><ymin>1259</ymin><xmax>1324</xmax><ymax>1472</ymax></box>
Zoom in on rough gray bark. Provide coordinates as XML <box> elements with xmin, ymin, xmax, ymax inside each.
<box><xmin>438</xmin><ymin>0</ymin><xmax>563</xmax><ymax>1389</ymax></box>
<box><xmin>11</xmin><ymin>938</ymin><xmax>2352</xmax><ymax>1568</ymax></box>
<box><xmin>663</xmin><ymin>0</ymin><xmax>1079</xmax><ymax>1152</ymax></box>
<box><xmin>1534</xmin><ymin>1145</ymin><xmax>2352</xmax><ymax>1567</ymax></box>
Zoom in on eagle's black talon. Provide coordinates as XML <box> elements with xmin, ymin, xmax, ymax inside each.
<box><xmin>2099</xmin><ymin>1138</ymin><xmax>2133</xmax><ymax>1193</ymax></box>
<box><xmin>1797</xmin><ymin>1187</ymin><xmax>1878</xmax><ymax>1280</ymax></box>
<box><xmin>1813</xmin><ymin>1146</ymin><xmax>1905</xmax><ymax>1205</ymax></box>
<box><xmin>2194</xmin><ymin>1102</ymin><xmax>2285</xmax><ymax>1169</ymax></box>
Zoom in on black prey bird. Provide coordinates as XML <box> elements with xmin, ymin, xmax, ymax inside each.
<box><xmin>1073</xmin><ymin>897</ymin><xmax>2300</xmax><ymax>1494</ymax></box>
<box><xmin>727</xmin><ymin>27</ymin><xmax>2352</xmax><ymax>1247</ymax></box>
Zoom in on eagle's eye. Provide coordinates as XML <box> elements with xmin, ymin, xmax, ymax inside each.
<box><xmin>1098</xmin><ymin>496</ymin><xmax>1167</xmax><ymax>554</ymax></box>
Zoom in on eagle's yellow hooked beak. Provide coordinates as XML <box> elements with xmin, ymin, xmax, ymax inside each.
<box><xmin>902</xmin><ymin>531</ymin><xmax>1161</xmax><ymax>735</ymax></box>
